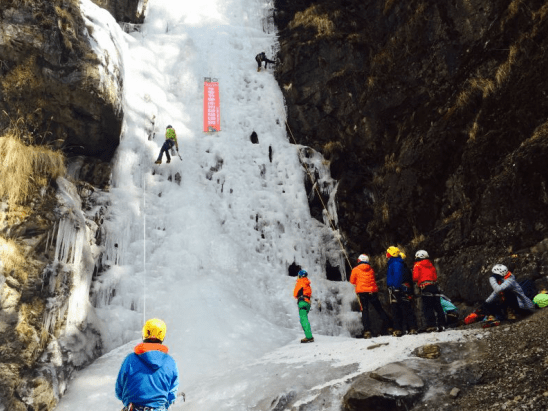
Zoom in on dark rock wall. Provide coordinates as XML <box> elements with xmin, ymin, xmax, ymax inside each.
<box><xmin>274</xmin><ymin>0</ymin><xmax>548</xmax><ymax>303</ymax></box>
<box><xmin>90</xmin><ymin>0</ymin><xmax>148</xmax><ymax>23</ymax></box>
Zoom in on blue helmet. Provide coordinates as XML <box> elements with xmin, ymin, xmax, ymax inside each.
<box><xmin>298</xmin><ymin>269</ymin><xmax>308</xmax><ymax>278</ymax></box>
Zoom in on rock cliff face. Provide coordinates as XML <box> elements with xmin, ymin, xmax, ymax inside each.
<box><xmin>90</xmin><ymin>0</ymin><xmax>148</xmax><ymax>24</ymax></box>
<box><xmin>0</xmin><ymin>1</ymin><xmax>143</xmax><ymax>409</ymax></box>
<box><xmin>0</xmin><ymin>0</ymin><xmax>123</xmax><ymax>161</ymax></box>
<box><xmin>274</xmin><ymin>0</ymin><xmax>548</xmax><ymax>303</ymax></box>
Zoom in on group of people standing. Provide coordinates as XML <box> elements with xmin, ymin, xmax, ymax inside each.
<box><xmin>294</xmin><ymin>246</ymin><xmax>542</xmax><ymax>342</ymax></box>
<box><xmin>293</xmin><ymin>246</ymin><xmax>447</xmax><ymax>342</ymax></box>
<box><xmin>350</xmin><ymin>246</ymin><xmax>446</xmax><ymax>339</ymax></box>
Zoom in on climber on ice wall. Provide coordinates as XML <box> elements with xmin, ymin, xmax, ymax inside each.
<box><xmin>155</xmin><ymin>125</ymin><xmax>179</xmax><ymax>164</ymax></box>
<box><xmin>255</xmin><ymin>51</ymin><xmax>275</xmax><ymax>71</ymax></box>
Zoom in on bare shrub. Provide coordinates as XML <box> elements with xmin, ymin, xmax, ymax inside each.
<box><xmin>0</xmin><ymin>120</ymin><xmax>66</xmax><ymax>206</ymax></box>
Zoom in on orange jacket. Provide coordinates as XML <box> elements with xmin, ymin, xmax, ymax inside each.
<box><xmin>294</xmin><ymin>277</ymin><xmax>312</xmax><ymax>303</ymax></box>
<box><xmin>350</xmin><ymin>262</ymin><xmax>379</xmax><ymax>293</ymax></box>
<box><xmin>412</xmin><ymin>259</ymin><xmax>438</xmax><ymax>286</ymax></box>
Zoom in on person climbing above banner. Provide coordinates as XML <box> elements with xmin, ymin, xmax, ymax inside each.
<box><xmin>116</xmin><ymin>318</ymin><xmax>180</xmax><ymax>410</ymax></box>
<box><xmin>155</xmin><ymin>125</ymin><xmax>180</xmax><ymax>164</ymax></box>
<box><xmin>350</xmin><ymin>254</ymin><xmax>393</xmax><ymax>339</ymax></box>
<box><xmin>385</xmin><ymin>247</ymin><xmax>417</xmax><ymax>337</ymax></box>
<box><xmin>255</xmin><ymin>51</ymin><xmax>275</xmax><ymax>71</ymax></box>
<box><xmin>293</xmin><ymin>269</ymin><xmax>314</xmax><ymax>343</ymax></box>
<box><xmin>412</xmin><ymin>250</ymin><xmax>446</xmax><ymax>332</ymax></box>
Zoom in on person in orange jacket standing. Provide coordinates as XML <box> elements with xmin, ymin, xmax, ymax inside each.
<box><xmin>412</xmin><ymin>250</ymin><xmax>446</xmax><ymax>332</ymax></box>
<box><xmin>293</xmin><ymin>269</ymin><xmax>314</xmax><ymax>343</ymax></box>
<box><xmin>350</xmin><ymin>254</ymin><xmax>392</xmax><ymax>339</ymax></box>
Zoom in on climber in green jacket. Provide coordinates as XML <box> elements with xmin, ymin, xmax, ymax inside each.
<box><xmin>155</xmin><ymin>125</ymin><xmax>179</xmax><ymax>164</ymax></box>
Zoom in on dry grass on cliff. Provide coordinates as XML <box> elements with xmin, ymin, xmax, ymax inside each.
<box><xmin>0</xmin><ymin>237</ymin><xmax>26</xmax><ymax>277</ymax></box>
<box><xmin>0</xmin><ymin>123</ymin><xmax>66</xmax><ymax>206</ymax></box>
<box><xmin>289</xmin><ymin>5</ymin><xmax>335</xmax><ymax>37</ymax></box>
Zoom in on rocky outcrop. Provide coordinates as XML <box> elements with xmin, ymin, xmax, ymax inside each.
<box><xmin>343</xmin><ymin>363</ymin><xmax>424</xmax><ymax>411</ymax></box>
<box><xmin>0</xmin><ymin>0</ymin><xmax>123</xmax><ymax>161</ymax></box>
<box><xmin>0</xmin><ymin>157</ymin><xmax>112</xmax><ymax>410</ymax></box>
<box><xmin>91</xmin><ymin>0</ymin><xmax>149</xmax><ymax>23</ymax></box>
<box><xmin>274</xmin><ymin>0</ymin><xmax>548</xmax><ymax>303</ymax></box>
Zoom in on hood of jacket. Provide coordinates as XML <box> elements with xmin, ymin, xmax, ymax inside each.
<box><xmin>133</xmin><ymin>342</ymin><xmax>170</xmax><ymax>371</ymax></box>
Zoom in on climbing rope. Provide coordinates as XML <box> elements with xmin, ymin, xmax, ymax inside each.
<box><xmin>273</xmin><ymin>98</ymin><xmax>353</xmax><ymax>277</ymax></box>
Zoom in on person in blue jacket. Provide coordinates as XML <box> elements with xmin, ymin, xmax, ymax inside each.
<box><xmin>385</xmin><ymin>246</ymin><xmax>417</xmax><ymax>337</ymax></box>
<box><xmin>116</xmin><ymin>318</ymin><xmax>179</xmax><ymax>411</ymax></box>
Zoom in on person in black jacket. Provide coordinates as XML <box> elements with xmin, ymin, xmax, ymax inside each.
<box><xmin>255</xmin><ymin>52</ymin><xmax>275</xmax><ymax>70</ymax></box>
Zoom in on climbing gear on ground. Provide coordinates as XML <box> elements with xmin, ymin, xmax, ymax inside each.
<box><xmin>142</xmin><ymin>318</ymin><xmax>167</xmax><ymax>342</ymax></box>
<box><xmin>357</xmin><ymin>254</ymin><xmax>369</xmax><ymax>263</ymax></box>
<box><xmin>301</xmin><ymin>337</ymin><xmax>314</xmax><ymax>343</ymax></box>
<box><xmin>482</xmin><ymin>315</ymin><xmax>501</xmax><ymax>328</ymax></box>
<box><xmin>491</xmin><ymin>264</ymin><xmax>508</xmax><ymax>275</ymax></box>
<box><xmin>363</xmin><ymin>331</ymin><xmax>372</xmax><ymax>339</ymax></box>
<box><xmin>298</xmin><ymin>269</ymin><xmax>308</xmax><ymax>278</ymax></box>
<box><xmin>415</xmin><ymin>250</ymin><xmax>429</xmax><ymax>259</ymax></box>
<box><xmin>506</xmin><ymin>307</ymin><xmax>517</xmax><ymax>320</ymax></box>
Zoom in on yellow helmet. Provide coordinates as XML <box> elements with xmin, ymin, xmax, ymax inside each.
<box><xmin>386</xmin><ymin>246</ymin><xmax>400</xmax><ymax>258</ymax></box>
<box><xmin>142</xmin><ymin>318</ymin><xmax>167</xmax><ymax>342</ymax></box>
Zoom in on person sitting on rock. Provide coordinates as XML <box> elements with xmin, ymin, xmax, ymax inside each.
<box><xmin>483</xmin><ymin>264</ymin><xmax>534</xmax><ymax>321</ymax></box>
<box><xmin>155</xmin><ymin>125</ymin><xmax>179</xmax><ymax>164</ymax></box>
<box><xmin>350</xmin><ymin>254</ymin><xmax>393</xmax><ymax>339</ymax></box>
<box><xmin>386</xmin><ymin>247</ymin><xmax>418</xmax><ymax>337</ymax></box>
<box><xmin>255</xmin><ymin>51</ymin><xmax>275</xmax><ymax>70</ymax></box>
<box><xmin>412</xmin><ymin>250</ymin><xmax>446</xmax><ymax>332</ymax></box>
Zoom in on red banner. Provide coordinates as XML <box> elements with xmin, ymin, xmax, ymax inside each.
<box><xmin>203</xmin><ymin>80</ymin><xmax>221</xmax><ymax>132</ymax></box>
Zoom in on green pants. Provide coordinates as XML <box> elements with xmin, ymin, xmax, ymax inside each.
<box><xmin>298</xmin><ymin>300</ymin><xmax>313</xmax><ymax>339</ymax></box>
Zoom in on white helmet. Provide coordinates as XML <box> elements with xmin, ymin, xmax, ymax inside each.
<box><xmin>357</xmin><ymin>254</ymin><xmax>369</xmax><ymax>263</ymax></box>
<box><xmin>415</xmin><ymin>250</ymin><xmax>429</xmax><ymax>259</ymax></box>
<box><xmin>491</xmin><ymin>264</ymin><xmax>508</xmax><ymax>275</ymax></box>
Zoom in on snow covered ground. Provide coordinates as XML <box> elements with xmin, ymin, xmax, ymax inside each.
<box><xmin>55</xmin><ymin>0</ymin><xmax>472</xmax><ymax>409</ymax></box>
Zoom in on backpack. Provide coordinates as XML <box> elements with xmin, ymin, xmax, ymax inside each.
<box><xmin>518</xmin><ymin>279</ymin><xmax>537</xmax><ymax>300</ymax></box>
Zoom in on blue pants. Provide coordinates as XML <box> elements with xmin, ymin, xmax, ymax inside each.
<box><xmin>157</xmin><ymin>140</ymin><xmax>175</xmax><ymax>162</ymax></box>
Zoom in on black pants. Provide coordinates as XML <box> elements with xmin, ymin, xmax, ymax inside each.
<box><xmin>421</xmin><ymin>284</ymin><xmax>446</xmax><ymax>328</ymax></box>
<box><xmin>256</xmin><ymin>57</ymin><xmax>274</xmax><ymax>69</ymax></box>
<box><xmin>483</xmin><ymin>291</ymin><xmax>529</xmax><ymax>320</ymax></box>
<box><xmin>390</xmin><ymin>289</ymin><xmax>417</xmax><ymax>332</ymax></box>
<box><xmin>157</xmin><ymin>139</ymin><xmax>175</xmax><ymax>162</ymax></box>
<box><xmin>358</xmin><ymin>292</ymin><xmax>392</xmax><ymax>333</ymax></box>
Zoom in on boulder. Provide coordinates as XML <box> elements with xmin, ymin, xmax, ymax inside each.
<box><xmin>343</xmin><ymin>363</ymin><xmax>424</xmax><ymax>411</ymax></box>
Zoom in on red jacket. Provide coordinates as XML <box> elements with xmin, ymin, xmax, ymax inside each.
<box><xmin>412</xmin><ymin>259</ymin><xmax>438</xmax><ymax>287</ymax></box>
<box><xmin>294</xmin><ymin>277</ymin><xmax>312</xmax><ymax>303</ymax></box>
<box><xmin>350</xmin><ymin>263</ymin><xmax>378</xmax><ymax>293</ymax></box>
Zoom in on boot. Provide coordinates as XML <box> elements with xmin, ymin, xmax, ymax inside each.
<box><xmin>167</xmin><ymin>158</ymin><xmax>171</xmax><ymax>164</ymax></box>
<box><xmin>392</xmin><ymin>330</ymin><xmax>402</xmax><ymax>337</ymax></box>
<box><xmin>363</xmin><ymin>331</ymin><xmax>372</xmax><ymax>339</ymax></box>
<box><xmin>155</xmin><ymin>159</ymin><xmax>162</xmax><ymax>164</ymax></box>
<box><xmin>301</xmin><ymin>337</ymin><xmax>314</xmax><ymax>343</ymax></box>
<box><xmin>408</xmin><ymin>329</ymin><xmax>418</xmax><ymax>335</ymax></box>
